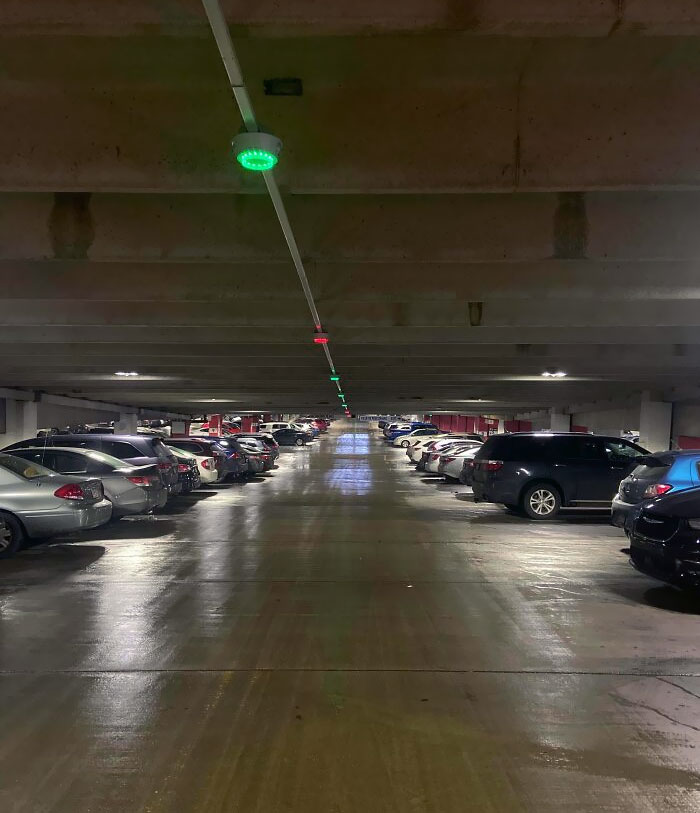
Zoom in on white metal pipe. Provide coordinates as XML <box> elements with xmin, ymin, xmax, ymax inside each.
<box><xmin>201</xmin><ymin>0</ymin><xmax>345</xmax><ymax>404</ymax></box>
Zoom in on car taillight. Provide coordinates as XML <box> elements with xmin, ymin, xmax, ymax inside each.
<box><xmin>483</xmin><ymin>460</ymin><xmax>504</xmax><ymax>471</ymax></box>
<box><xmin>127</xmin><ymin>475</ymin><xmax>152</xmax><ymax>486</ymax></box>
<box><xmin>202</xmin><ymin>458</ymin><xmax>215</xmax><ymax>470</ymax></box>
<box><xmin>54</xmin><ymin>483</ymin><xmax>88</xmax><ymax>500</ymax></box>
<box><xmin>644</xmin><ymin>483</ymin><xmax>673</xmax><ymax>497</ymax></box>
<box><xmin>177</xmin><ymin>463</ymin><xmax>189</xmax><ymax>472</ymax></box>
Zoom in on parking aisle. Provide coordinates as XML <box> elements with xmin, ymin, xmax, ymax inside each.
<box><xmin>1</xmin><ymin>421</ymin><xmax>700</xmax><ymax>811</ymax></box>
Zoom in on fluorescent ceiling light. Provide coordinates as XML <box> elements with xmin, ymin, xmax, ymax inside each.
<box><xmin>541</xmin><ymin>370</ymin><xmax>567</xmax><ymax>378</ymax></box>
<box><xmin>114</xmin><ymin>371</ymin><xmax>139</xmax><ymax>377</ymax></box>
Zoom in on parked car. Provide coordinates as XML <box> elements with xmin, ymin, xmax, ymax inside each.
<box><xmin>438</xmin><ymin>445</ymin><xmax>482</xmax><ymax>481</ymax></box>
<box><xmin>406</xmin><ymin>434</ymin><xmax>452</xmax><ymax>463</ymax></box>
<box><xmin>472</xmin><ymin>433</ymin><xmax>648</xmax><ymax>519</ymax></box>
<box><xmin>7</xmin><ymin>447</ymin><xmax>167</xmax><ymax>517</ymax></box>
<box><xmin>259</xmin><ymin>421</ymin><xmax>295</xmax><ymax>434</ymax></box>
<box><xmin>392</xmin><ymin>427</ymin><xmax>440</xmax><ymax>448</ymax></box>
<box><xmin>273</xmin><ymin>428</ymin><xmax>308</xmax><ymax>447</ymax></box>
<box><xmin>292</xmin><ymin>421</ymin><xmax>319</xmax><ymax>438</ymax></box>
<box><xmin>234</xmin><ymin>436</ymin><xmax>274</xmax><ymax>471</ymax></box>
<box><xmin>166</xmin><ymin>437</ymin><xmax>247</xmax><ymax>481</ymax></box>
<box><xmin>416</xmin><ymin>436</ymin><xmax>481</xmax><ymax>470</ymax></box>
<box><xmin>611</xmin><ymin>451</ymin><xmax>700</xmax><ymax>528</ymax></box>
<box><xmin>235</xmin><ymin>433</ymin><xmax>280</xmax><ymax>462</ymax></box>
<box><xmin>169</xmin><ymin>447</ymin><xmax>201</xmax><ymax>493</ymax></box>
<box><xmin>168</xmin><ymin>445</ymin><xmax>218</xmax><ymax>485</ymax></box>
<box><xmin>426</xmin><ymin>442</ymin><xmax>481</xmax><ymax>474</ymax></box>
<box><xmin>628</xmin><ymin>487</ymin><xmax>700</xmax><ymax>589</ymax></box>
<box><xmin>0</xmin><ymin>453</ymin><xmax>112</xmax><ymax>558</ymax></box>
<box><xmin>3</xmin><ymin>434</ymin><xmax>181</xmax><ymax>496</ymax></box>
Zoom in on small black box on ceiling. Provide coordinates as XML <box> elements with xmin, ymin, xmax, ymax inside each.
<box><xmin>263</xmin><ymin>77</ymin><xmax>303</xmax><ymax>96</ymax></box>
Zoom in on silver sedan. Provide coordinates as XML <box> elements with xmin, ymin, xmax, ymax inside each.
<box><xmin>8</xmin><ymin>446</ymin><xmax>168</xmax><ymax>518</ymax></box>
<box><xmin>0</xmin><ymin>453</ymin><xmax>112</xmax><ymax>559</ymax></box>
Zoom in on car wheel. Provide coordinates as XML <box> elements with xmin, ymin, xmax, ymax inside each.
<box><xmin>295</xmin><ymin>438</ymin><xmax>304</xmax><ymax>446</ymax></box>
<box><xmin>401</xmin><ymin>439</ymin><xmax>410</xmax><ymax>448</ymax></box>
<box><xmin>521</xmin><ymin>484</ymin><xmax>561</xmax><ymax>520</ymax></box>
<box><xmin>0</xmin><ymin>512</ymin><xmax>25</xmax><ymax>559</ymax></box>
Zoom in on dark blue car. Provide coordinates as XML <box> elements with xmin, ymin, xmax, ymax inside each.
<box><xmin>612</xmin><ymin>450</ymin><xmax>700</xmax><ymax>527</ymax></box>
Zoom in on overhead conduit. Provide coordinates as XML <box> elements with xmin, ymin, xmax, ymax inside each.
<box><xmin>201</xmin><ymin>0</ymin><xmax>347</xmax><ymax>409</ymax></box>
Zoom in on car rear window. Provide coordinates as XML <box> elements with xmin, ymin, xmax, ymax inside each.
<box><xmin>476</xmin><ymin>435</ymin><xmax>554</xmax><ymax>461</ymax></box>
<box><xmin>0</xmin><ymin>453</ymin><xmax>53</xmax><ymax>479</ymax></box>
<box><xmin>632</xmin><ymin>463</ymin><xmax>671</xmax><ymax>479</ymax></box>
<box><xmin>101</xmin><ymin>440</ymin><xmax>142</xmax><ymax>458</ymax></box>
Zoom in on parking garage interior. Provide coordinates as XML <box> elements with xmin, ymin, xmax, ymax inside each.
<box><xmin>3</xmin><ymin>2</ymin><xmax>700</xmax><ymax>811</ymax></box>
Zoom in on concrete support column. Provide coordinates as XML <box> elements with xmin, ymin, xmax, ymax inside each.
<box><xmin>497</xmin><ymin>418</ymin><xmax>506</xmax><ymax>434</ymax></box>
<box><xmin>639</xmin><ymin>399</ymin><xmax>672</xmax><ymax>452</ymax></box>
<box><xmin>2</xmin><ymin>398</ymin><xmax>38</xmax><ymax>445</ymax></box>
<box><xmin>114</xmin><ymin>412</ymin><xmax>138</xmax><ymax>434</ymax></box>
<box><xmin>549</xmin><ymin>409</ymin><xmax>571</xmax><ymax>432</ymax></box>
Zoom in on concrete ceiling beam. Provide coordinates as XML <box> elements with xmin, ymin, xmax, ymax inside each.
<box><xmin>3</xmin><ymin>37</ymin><xmax>700</xmax><ymax>192</ymax></box>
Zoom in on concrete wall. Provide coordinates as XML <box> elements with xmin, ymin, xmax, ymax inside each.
<box><xmin>570</xmin><ymin>406</ymin><xmax>640</xmax><ymax>436</ymax></box>
<box><xmin>37</xmin><ymin>402</ymin><xmax>119</xmax><ymax>430</ymax></box>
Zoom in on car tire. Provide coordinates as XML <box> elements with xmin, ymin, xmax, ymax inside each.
<box><xmin>521</xmin><ymin>483</ymin><xmax>561</xmax><ymax>520</ymax></box>
<box><xmin>0</xmin><ymin>512</ymin><xmax>25</xmax><ymax>559</ymax></box>
<box><xmin>401</xmin><ymin>439</ymin><xmax>411</xmax><ymax>448</ymax></box>
<box><xmin>295</xmin><ymin>438</ymin><xmax>304</xmax><ymax>446</ymax></box>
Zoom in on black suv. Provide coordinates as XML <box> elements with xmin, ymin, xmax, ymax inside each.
<box><xmin>3</xmin><ymin>433</ymin><xmax>181</xmax><ymax>495</ymax></box>
<box><xmin>471</xmin><ymin>433</ymin><xmax>648</xmax><ymax>519</ymax></box>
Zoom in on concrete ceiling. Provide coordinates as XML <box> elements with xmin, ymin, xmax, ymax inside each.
<box><xmin>3</xmin><ymin>1</ymin><xmax>700</xmax><ymax>415</ymax></box>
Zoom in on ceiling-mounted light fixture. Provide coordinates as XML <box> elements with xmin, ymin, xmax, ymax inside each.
<box><xmin>232</xmin><ymin>131</ymin><xmax>282</xmax><ymax>172</ymax></box>
<box><xmin>541</xmin><ymin>370</ymin><xmax>567</xmax><ymax>378</ymax></box>
<box><xmin>115</xmin><ymin>371</ymin><xmax>139</xmax><ymax>377</ymax></box>
<box><xmin>330</xmin><ymin>375</ymin><xmax>340</xmax><ymax>382</ymax></box>
<box><xmin>313</xmin><ymin>327</ymin><xmax>329</xmax><ymax>344</ymax></box>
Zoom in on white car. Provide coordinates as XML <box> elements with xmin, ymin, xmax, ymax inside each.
<box><xmin>259</xmin><ymin>421</ymin><xmax>293</xmax><ymax>433</ymax></box>
<box><xmin>392</xmin><ymin>428</ymin><xmax>440</xmax><ymax>448</ymax></box>
<box><xmin>438</xmin><ymin>445</ymin><xmax>482</xmax><ymax>480</ymax></box>
<box><xmin>411</xmin><ymin>434</ymin><xmax>481</xmax><ymax>466</ymax></box>
<box><xmin>406</xmin><ymin>433</ymin><xmax>452</xmax><ymax>462</ymax></box>
<box><xmin>425</xmin><ymin>440</ymin><xmax>482</xmax><ymax>473</ymax></box>
<box><xmin>168</xmin><ymin>445</ymin><xmax>218</xmax><ymax>484</ymax></box>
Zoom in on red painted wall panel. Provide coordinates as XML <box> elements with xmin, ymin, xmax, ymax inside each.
<box><xmin>678</xmin><ymin>435</ymin><xmax>700</xmax><ymax>450</ymax></box>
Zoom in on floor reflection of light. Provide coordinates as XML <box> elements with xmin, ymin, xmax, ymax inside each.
<box><xmin>326</xmin><ymin>432</ymin><xmax>373</xmax><ymax>494</ymax></box>
<box><xmin>334</xmin><ymin>433</ymin><xmax>371</xmax><ymax>455</ymax></box>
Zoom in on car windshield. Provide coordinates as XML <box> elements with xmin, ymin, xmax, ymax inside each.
<box><xmin>0</xmin><ymin>453</ymin><xmax>53</xmax><ymax>479</ymax></box>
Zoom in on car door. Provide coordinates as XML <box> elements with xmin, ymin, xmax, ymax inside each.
<box><xmin>550</xmin><ymin>436</ymin><xmax>613</xmax><ymax>503</ymax></box>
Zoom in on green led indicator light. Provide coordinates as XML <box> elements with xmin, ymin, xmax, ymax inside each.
<box><xmin>330</xmin><ymin>375</ymin><xmax>340</xmax><ymax>382</ymax></box>
<box><xmin>237</xmin><ymin>149</ymin><xmax>278</xmax><ymax>171</ymax></box>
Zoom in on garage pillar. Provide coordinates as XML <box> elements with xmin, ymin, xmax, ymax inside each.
<box><xmin>114</xmin><ymin>412</ymin><xmax>138</xmax><ymax>434</ymax></box>
<box><xmin>2</xmin><ymin>398</ymin><xmax>38</xmax><ymax>445</ymax></box>
<box><xmin>549</xmin><ymin>409</ymin><xmax>571</xmax><ymax>432</ymax></box>
<box><xmin>639</xmin><ymin>398</ymin><xmax>672</xmax><ymax>452</ymax></box>
<box><xmin>497</xmin><ymin>418</ymin><xmax>506</xmax><ymax>434</ymax></box>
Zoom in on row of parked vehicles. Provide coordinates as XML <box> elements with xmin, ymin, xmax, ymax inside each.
<box><xmin>0</xmin><ymin>417</ymin><xmax>331</xmax><ymax>559</ymax></box>
<box><xmin>382</xmin><ymin>421</ymin><xmax>700</xmax><ymax>592</ymax></box>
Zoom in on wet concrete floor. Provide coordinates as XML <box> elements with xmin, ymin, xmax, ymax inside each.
<box><xmin>2</xmin><ymin>421</ymin><xmax>700</xmax><ymax>810</ymax></box>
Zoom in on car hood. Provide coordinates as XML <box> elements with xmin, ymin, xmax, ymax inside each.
<box><xmin>643</xmin><ymin>486</ymin><xmax>700</xmax><ymax>518</ymax></box>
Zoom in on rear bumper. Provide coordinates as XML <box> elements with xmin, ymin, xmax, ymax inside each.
<box><xmin>611</xmin><ymin>496</ymin><xmax>635</xmax><ymax>528</ymax></box>
<box><xmin>22</xmin><ymin>499</ymin><xmax>113</xmax><ymax>537</ymax></box>
<box><xmin>471</xmin><ymin>480</ymin><xmax>518</xmax><ymax>505</ymax></box>
<box><xmin>630</xmin><ymin>537</ymin><xmax>700</xmax><ymax>589</ymax></box>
